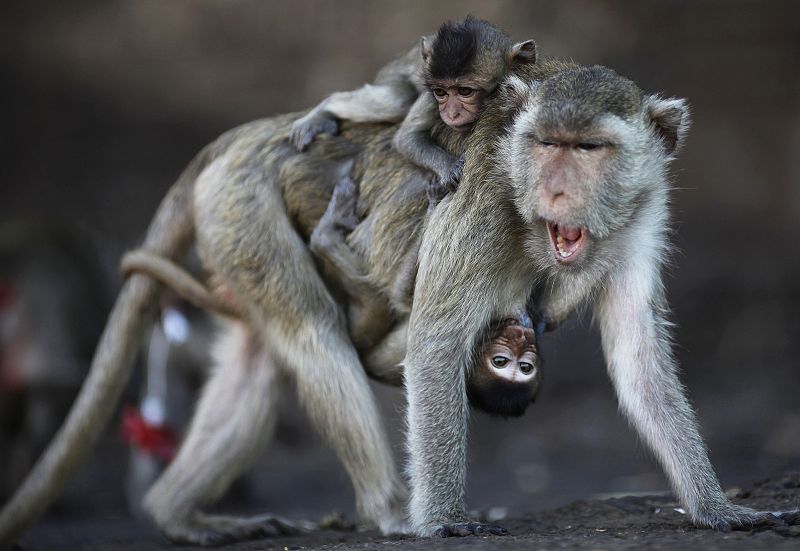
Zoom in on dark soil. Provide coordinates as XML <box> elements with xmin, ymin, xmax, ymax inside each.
<box><xmin>14</xmin><ymin>473</ymin><xmax>800</xmax><ymax>551</ymax></box>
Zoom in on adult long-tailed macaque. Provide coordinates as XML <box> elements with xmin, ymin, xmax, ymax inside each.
<box><xmin>1</xmin><ymin>44</ymin><xmax>792</xmax><ymax>549</ymax></box>
<box><xmin>402</xmin><ymin>63</ymin><xmax>790</xmax><ymax>536</ymax></box>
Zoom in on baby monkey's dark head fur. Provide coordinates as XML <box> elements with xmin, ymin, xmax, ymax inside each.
<box><xmin>423</xmin><ymin>16</ymin><xmax>536</xmax><ymax>86</ymax></box>
<box><xmin>422</xmin><ymin>16</ymin><xmax>537</xmax><ymax>133</ymax></box>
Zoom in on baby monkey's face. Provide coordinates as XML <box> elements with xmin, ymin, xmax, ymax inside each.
<box><xmin>484</xmin><ymin>323</ymin><xmax>540</xmax><ymax>384</ymax></box>
<box><xmin>429</xmin><ymin>79</ymin><xmax>489</xmax><ymax>131</ymax></box>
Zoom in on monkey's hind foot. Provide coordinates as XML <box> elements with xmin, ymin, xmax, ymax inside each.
<box><xmin>693</xmin><ymin>504</ymin><xmax>791</xmax><ymax>532</ymax></box>
<box><xmin>160</xmin><ymin>512</ymin><xmax>305</xmax><ymax>547</ymax></box>
<box><xmin>310</xmin><ymin>176</ymin><xmax>360</xmax><ymax>255</ymax></box>
<box><xmin>290</xmin><ymin>112</ymin><xmax>340</xmax><ymax>151</ymax></box>
<box><xmin>433</xmin><ymin>521</ymin><xmax>508</xmax><ymax>538</ymax></box>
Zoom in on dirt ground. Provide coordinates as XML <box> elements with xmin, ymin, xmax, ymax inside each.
<box><xmin>12</xmin><ymin>473</ymin><xmax>800</xmax><ymax>551</ymax></box>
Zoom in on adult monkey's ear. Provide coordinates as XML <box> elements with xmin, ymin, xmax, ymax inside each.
<box><xmin>508</xmin><ymin>39</ymin><xmax>537</xmax><ymax>66</ymax></box>
<box><xmin>420</xmin><ymin>35</ymin><xmax>433</xmax><ymax>63</ymax></box>
<box><xmin>644</xmin><ymin>95</ymin><xmax>691</xmax><ymax>157</ymax></box>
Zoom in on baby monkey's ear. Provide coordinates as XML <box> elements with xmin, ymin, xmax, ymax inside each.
<box><xmin>508</xmin><ymin>39</ymin><xmax>537</xmax><ymax>66</ymax></box>
<box><xmin>420</xmin><ymin>36</ymin><xmax>433</xmax><ymax>63</ymax></box>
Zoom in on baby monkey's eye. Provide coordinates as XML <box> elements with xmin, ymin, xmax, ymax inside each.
<box><xmin>491</xmin><ymin>356</ymin><xmax>509</xmax><ymax>368</ymax></box>
<box><xmin>432</xmin><ymin>88</ymin><xmax>448</xmax><ymax>98</ymax></box>
<box><xmin>457</xmin><ymin>87</ymin><xmax>476</xmax><ymax>97</ymax></box>
<box><xmin>519</xmin><ymin>362</ymin><xmax>534</xmax><ymax>375</ymax></box>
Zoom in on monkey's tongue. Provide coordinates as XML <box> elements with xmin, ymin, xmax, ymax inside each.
<box><xmin>547</xmin><ymin>222</ymin><xmax>585</xmax><ymax>263</ymax></box>
<box><xmin>559</xmin><ymin>225</ymin><xmax>582</xmax><ymax>241</ymax></box>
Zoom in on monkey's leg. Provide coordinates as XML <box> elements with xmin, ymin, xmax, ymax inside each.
<box><xmin>597</xmin><ymin>259</ymin><xmax>787</xmax><ymax>531</ymax></box>
<box><xmin>309</xmin><ymin>176</ymin><xmax>394</xmax><ymax>352</ymax></box>
<box><xmin>195</xmin><ymin>164</ymin><xmax>407</xmax><ymax>535</ymax></box>
<box><xmin>360</xmin><ymin>321</ymin><xmax>408</xmax><ymax>386</ymax></box>
<box><xmin>291</xmin><ymin>83</ymin><xmax>416</xmax><ymax>151</ymax></box>
<box><xmin>143</xmin><ymin>321</ymin><xmax>299</xmax><ymax>546</ymax></box>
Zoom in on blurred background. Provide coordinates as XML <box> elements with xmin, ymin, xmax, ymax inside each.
<box><xmin>1</xmin><ymin>0</ymin><xmax>799</xmax><ymax>546</ymax></box>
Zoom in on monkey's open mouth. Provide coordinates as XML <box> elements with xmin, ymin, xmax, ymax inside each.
<box><xmin>546</xmin><ymin>222</ymin><xmax>585</xmax><ymax>264</ymax></box>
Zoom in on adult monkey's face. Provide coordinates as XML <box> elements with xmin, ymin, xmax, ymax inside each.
<box><xmin>499</xmin><ymin>66</ymin><xmax>689</xmax><ymax>268</ymax></box>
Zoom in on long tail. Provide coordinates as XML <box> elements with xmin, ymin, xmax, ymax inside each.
<box><xmin>0</xmin><ymin>146</ymin><xmax>213</xmax><ymax>545</ymax></box>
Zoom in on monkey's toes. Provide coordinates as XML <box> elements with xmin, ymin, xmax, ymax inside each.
<box><xmin>434</xmin><ymin>521</ymin><xmax>508</xmax><ymax>538</ymax></box>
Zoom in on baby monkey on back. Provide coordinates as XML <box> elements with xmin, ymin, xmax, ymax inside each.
<box><xmin>291</xmin><ymin>17</ymin><xmax>544</xmax><ymax>418</ymax></box>
<box><xmin>291</xmin><ymin>15</ymin><xmax>537</xmax><ymax>201</ymax></box>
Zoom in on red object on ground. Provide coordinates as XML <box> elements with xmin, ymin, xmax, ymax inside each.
<box><xmin>121</xmin><ymin>405</ymin><xmax>179</xmax><ymax>462</ymax></box>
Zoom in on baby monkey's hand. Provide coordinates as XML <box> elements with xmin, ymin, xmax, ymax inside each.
<box><xmin>440</xmin><ymin>156</ymin><xmax>465</xmax><ymax>193</ymax></box>
<box><xmin>290</xmin><ymin>112</ymin><xmax>340</xmax><ymax>151</ymax></box>
<box><xmin>427</xmin><ymin>157</ymin><xmax>465</xmax><ymax>211</ymax></box>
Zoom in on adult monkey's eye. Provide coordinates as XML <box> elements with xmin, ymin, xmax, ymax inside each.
<box><xmin>492</xmin><ymin>356</ymin><xmax>509</xmax><ymax>368</ymax></box>
<box><xmin>457</xmin><ymin>87</ymin><xmax>475</xmax><ymax>97</ymax></box>
<box><xmin>432</xmin><ymin>88</ymin><xmax>447</xmax><ymax>98</ymax></box>
<box><xmin>577</xmin><ymin>142</ymin><xmax>602</xmax><ymax>151</ymax></box>
<box><xmin>519</xmin><ymin>362</ymin><xmax>534</xmax><ymax>374</ymax></box>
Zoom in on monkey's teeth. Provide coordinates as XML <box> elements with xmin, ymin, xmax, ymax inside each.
<box><xmin>547</xmin><ymin>222</ymin><xmax>584</xmax><ymax>263</ymax></box>
<box><xmin>556</xmin><ymin>240</ymin><xmax>572</xmax><ymax>257</ymax></box>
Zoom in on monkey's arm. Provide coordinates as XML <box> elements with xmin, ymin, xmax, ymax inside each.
<box><xmin>596</xmin><ymin>240</ymin><xmax>782</xmax><ymax>530</ymax></box>
<box><xmin>391</xmin><ymin>94</ymin><xmax>462</xmax><ymax>196</ymax></box>
<box><xmin>290</xmin><ymin>82</ymin><xmax>417</xmax><ymax>151</ymax></box>
<box><xmin>403</xmin><ymin>200</ymin><xmax>511</xmax><ymax>536</ymax></box>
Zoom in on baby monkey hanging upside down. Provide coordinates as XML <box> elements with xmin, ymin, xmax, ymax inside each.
<box><xmin>119</xmin><ymin>250</ymin><xmax>544</xmax><ymax>419</ymax></box>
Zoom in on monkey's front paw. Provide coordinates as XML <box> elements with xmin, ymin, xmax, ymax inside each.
<box><xmin>433</xmin><ymin>521</ymin><xmax>508</xmax><ymax>538</ymax></box>
<box><xmin>290</xmin><ymin>113</ymin><xmax>339</xmax><ymax>151</ymax></box>
<box><xmin>694</xmin><ymin>504</ymin><xmax>788</xmax><ymax>532</ymax></box>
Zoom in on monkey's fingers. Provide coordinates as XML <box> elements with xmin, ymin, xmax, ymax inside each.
<box><xmin>434</xmin><ymin>521</ymin><xmax>508</xmax><ymax>538</ymax></box>
<box><xmin>444</xmin><ymin>156</ymin><xmax>466</xmax><ymax>191</ymax></box>
<box><xmin>697</xmin><ymin>505</ymin><xmax>790</xmax><ymax>533</ymax></box>
<box><xmin>290</xmin><ymin>113</ymin><xmax>340</xmax><ymax>151</ymax></box>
